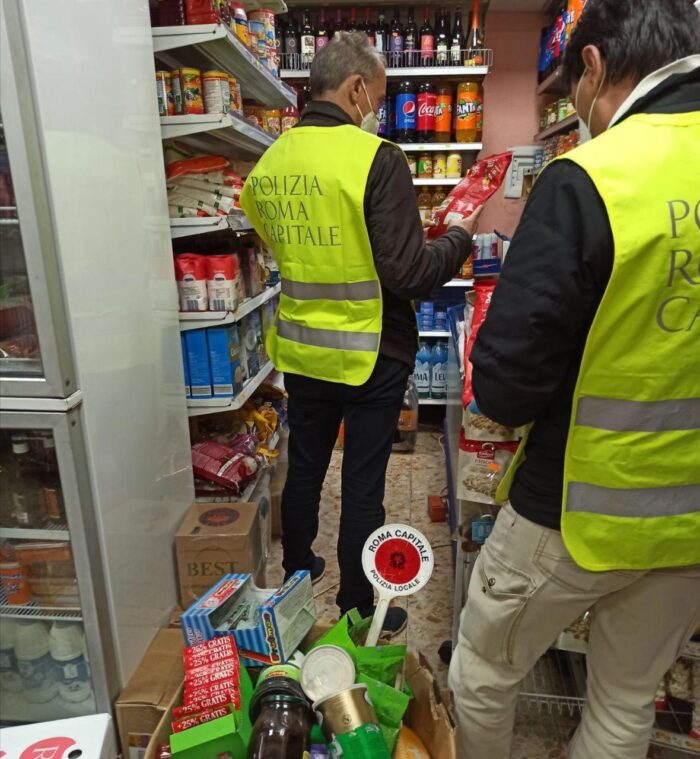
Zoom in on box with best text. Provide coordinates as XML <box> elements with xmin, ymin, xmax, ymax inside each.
<box><xmin>181</xmin><ymin>571</ymin><xmax>315</xmax><ymax>667</ymax></box>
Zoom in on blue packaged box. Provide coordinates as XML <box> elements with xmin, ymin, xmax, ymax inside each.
<box><xmin>207</xmin><ymin>325</ymin><xmax>244</xmax><ymax>398</ymax></box>
<box><xmin>185</xmin><ymin>330</ymin><xmax>213</xmax><ymax>398</ymax></box>
<box><xmin>181</xmin><ymin>571</ymin><xmax>315</xmax><ymax>667</ymax></box>
<box><xmin>181</xmin><ymin>333</ymin><xmax>192</xmax><ymax>398</ymax></box>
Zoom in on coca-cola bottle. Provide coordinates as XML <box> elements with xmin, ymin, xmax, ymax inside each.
<box><xmin>389</xmin><ymin>11</ymin><xmax>404</xmax><ymax>68</ymax></box>
<box><xmin>404</xmin><ymin>7</ymin><xmax>419</xmax><ymax>67</ymax></box>
<box><xmin>416</xmin><ymin>82</ymin><xmax>436</xmax><ymax>142</ymax></box>
<box><xmin>419</xmin><ymin>6</ymin><xmax>434</xmax><ymax>67</ymax></box>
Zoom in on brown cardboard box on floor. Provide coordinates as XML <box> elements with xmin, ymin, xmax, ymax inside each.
<box><xmin>115</xmin><ymin>628</ymin><xmax>184</xmax><ymax>758</ymax></box>
<box><xmin>176</xmin><ymin>500</ymin><xmax>268</xmax><ymax>608</ymax></box>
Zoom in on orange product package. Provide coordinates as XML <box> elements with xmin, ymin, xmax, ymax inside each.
<box><xmin>166</xmin><ymin>155</ymin><xmax>230</xmax><ymax>181</ymax></box>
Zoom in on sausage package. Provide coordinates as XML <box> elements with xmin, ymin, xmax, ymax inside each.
<box><xmin>429</xmin><ymin>151</ymin><xmax>513</xmax><ymax>239</ymax></box>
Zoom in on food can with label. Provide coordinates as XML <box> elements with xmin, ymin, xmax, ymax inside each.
<box><xmin>170</xmin><ymin>69</ymin><xmax>184</xmax><ymax>114</ymax></box>
<box><xmin>265</xmin><ymin>45</ymin><xmax>279</xmax><ymax>76</ymax></box>
<box><xmin>446</xmin><ymin>152</ymin><xmax>462</xmax><ymax>178</ymax></box>
<box><xmin>203</xmin><ymin>71</ymin><xmax>227</xmax><ymax>114</ymax></box>
<box><xmin>229</xmin><ymin>77</ymin><xmax>243</xmax><ymax>115</ymax></box>
<box><xmin>249</xmin><ymin>9</ymin><xmax>276</xmax><ymax>47</ymax></box>
<box><xmin>180</xmin><ymin>68</ymin><xmax>204</xmax><ymax>114</ymax></box>
<box><xmin>417</xmin><ymin>152</ymin><xmax>434</xmax><ymax>179</ymax></box>
<box><xmin>248</xmin><ymin>20</ymin><xmax>264</xmax><ymax>52</ymax></box>
<box><xmin>243</xmin><ymin>103</ymin><xmax>265</xmax><ymax>130</ymax></box>
<box><xmin>155</xmin><ymin>71</ymin><xmax>173</xmax><ymax>117</ymax></box>
<box><xmin>433</xmin><ymin>153</ymin><xmax>447</xmax><ymax>178</ymax></box>
<box><xmin>264</xmin><ymin>109</ymin><xmax>282</xmax><ymax>136</ymax></box>
<box><xmin>406</xmin><ymin>154</ymin><xmax>417</xmax><ymax>177</ymax></box>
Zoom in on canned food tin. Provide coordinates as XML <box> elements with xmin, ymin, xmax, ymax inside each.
<box><xmin>406</xmin><ymin>154</ymin><xmax>417</xmax><ymax>177</ymax></box>
<box><xmin>170</xmin><ymin>69</ymin><xmax>184</xmax><ymax>114</ymax></box>
<box><xmin>249</xmin><ymin>9</ymin><xmax>276</xmax><ymax>47</ymax></box>
<box><xmin>433</xmin><ymin>153</ymin><xmax>447</xmax><ymax>178</ymax></box>
<box><xmin>446</xmin><ymin>152</ymin><xmax>462</xmax><ymax>178</ymax></box>
<box><xmin>249</xmin><ymin>20</ymin><xmax>264</xmax><ymax>50</ymax></box>
<box><xmin>203</xmin><ymin>71</ymin><xmax>227</xmax><ymax>114</ymax></box>
<box><xmin>265</xmin><ymin>45</ymin><xmax>278</xmax><ymax>76</ymax></box>
<box><xmin>155</xmin><ymin>71</ymin><xmax>173</xmax><ymax>117</ymax></box>
<box><xmin>231</xmin><ymin>3</ymin><xmax>249</xmax><ymax>47</ymax></box>
<box><xmin>180</xmin><ymin>68</ymin><xmax>204</xmax><ymax>115</ymax></box>
<box><xmin>229</xmin><ymin>77</ymin><xmax>243</xmax><ymax>114</ymax></box>
<box><xmin>264</xmin><ymin>109</ymin><xmax>281</xmax><ymax>136</ymax></box>
<box><xmin>417</xmin><ymin>152</ymin><xmax>433</xmax><ymax>179</ymax></box>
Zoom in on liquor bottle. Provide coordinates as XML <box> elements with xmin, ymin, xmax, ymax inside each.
<box><xmin>300</xmin><ymin>9</ymin><xmax>315</xmax><ymax>68</ymax></box>
<box><xmin>389</xmin><ymin>10</ymin><xmax>404</xmax><ymax>68</ymax></box>
<box><xmin>375</xmin><ymin>8</ymin><xmax>388</xmax><ymax>54</ymax></box>
<box><xmin>315</xmin><ymin>9</ymin><xmax>330</xmax><ymax>53</ymax></box>
<box><xmin>451</xmin><ymin>9</ymin><xmax>465</xmax><ymax>66</ymax></box>
<box><xmin>363</xmin><ymin>7</ymin><xmax>375</xmax><ymax>47</ymax></box>
<box><xmin>283</xmin><ymin>16</ymin><xmax>300</xmax><ymax>70</ymax></box>
<box><xmin>419</xmin><ymin>6</ymin><xmax>434</xmax><ymax>67</ymax></box>
<box><xmin>467</xmin><ymin>0</ymin><xmax>484</xmax><ymax>65</ymax></box>
<box><xmin>347</xmin><ymin>6</ymin><xmax>358</xmax><ymax>33</ymax></box>
<box><xmin>405</xmin><ymin>7</ymin><xmax>419</xmax><ymax>67</ymax></box>
<box><xmin>435</xmin><ymin>8</ymin><xmax>450</xmax><ymax>66</ymax></box>
<box><xmin>333</xmin><ymin>8</ymin><xmax>343</xmax><ymax>40</ymax></box>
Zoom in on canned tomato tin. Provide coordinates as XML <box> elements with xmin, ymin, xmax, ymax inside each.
<box><xmin>170</xmin><ymin>69</ymin><xmax>184</xmax><ymax>114</ymax></box>
<box><xmin>446</xmin><ymin>152</ymin><xmax>462</xmax><ymax>178</ymax></box>
<box><xmin>155</xmin><ymin>71</ymin><xmax>173</xmax><ymax>116</ymax></box>
<box><xmin>203</xmin><ymin>71</ymin><xmax>227</xmax><ymax>114</ymax></box>
<box><xmin>180</xmin><ymin>68</ymin><xmax>204</xmax><ymax>115</ymax></box>
<box><xmin>229</xmin><ymin>77</ymin><xmax>243</xmax><ymax>114</ymax></box>
<box><xmin>417</xmin><ymin>152</ymin><xmax>433</xmax><ymax>179</ymax></box>
<box><xmin>433</xmin><ymin>153</ymin><xmax>447</xmax><ymax>178</ymax></box>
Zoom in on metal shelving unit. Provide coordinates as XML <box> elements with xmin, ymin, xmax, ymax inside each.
<box><xmin>535</xmin><ymin>113</ymin><xmax>578</xmax><ymax>141</ymax></box>
<box><xmin>170</xmin><ymin>212</ymin><xmax>253</xmax><ymax>240</ymax></box>
<box><xmin>419</xmin><ymin>330</ymin><xmax>451</xmax><ymax>338</ymax></box>
<box><xmin>281</xmin><ymin>63</ymin><xmax>490</xmax><ymax>80</ymax></box>
<box><xmin>537</xmin><ymin>65</ymin><xmax>567</xmax><ymax>97</ymax></box>
<box><xmin>0</xmin><ymin>522</ymin><xmax>70</xmax><ymax>541</ymax></box>
<box><xmin>160</xmin><ymin>113</ymin><xmax>274</xmax><ymax>156</ymax></box>
<box><xmin>413</xmin><ymin>178</ymin><xmax>461</xmax><ymax>186</ymax></box>
<box><xmin>187</xmin><ymin>359</ymin><xmax>275</xmax><ymax>417</ymax></box>
<box><xmin>0</xmin><ymin>603</ymin><xmax>83</xmax><ymax>622</ymax></box>
<box><xmin>179</xmin><ymin>283</ymin><xmax>281</xmax><ymax>332</ymax></box>
<box><xmin>400</xmin><ymin>142</ymin><xmax>482</xmax><ymax>153</ymax></box>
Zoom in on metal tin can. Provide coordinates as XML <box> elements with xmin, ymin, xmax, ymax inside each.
<box><xmin>231</xmin><ymin>3</ymin><xmax>249</xmax><ymax>47</ymax></box>
<box><xmin>406</xmin><ymin>154</ymin><xmax>417</xmax><ymax>177</ymax></box>
<box><xmin>264</xmin><ymin>109</ymin><xmax>281</xmax><ymax>136</ymax></box>
<box><xmin>170</xmin><ymin>69</ymin><xmax>183</xmax><ymax>114</ymax></box>
<box><xmin>155</xmin><ymin>71</ymin><xmax>173</xmax><ymax>116</ymax></box>
<box><xmin>180</xmin><ymin>68</ymin><xmax>204</xmax><ymax>115</ymax></box>
<box><xmin>446</xmin><ymin>152</ymin><xmax>462</xmax><ymax>178</ymax></box>
<box><xmin>417</xmin><ymin>152</ymin><xmax>433</xmax><ymax>179</ymax></box>
<box><xmin>558</xmin><ymin>98</ymin><xmax>569</xmax><ymax>122</ymax></box>
<box><xmin>433</xmin><ymin>153</ymin><xmax>447</xmax><ymax>178</ymax></box>
<box><xmin>203</xmin><ymin>71</ymin><xmax>228</xmax><ymax>114</ymax></box>
<box><xmin>265</xmin><ymin>45</ymin><xmax>278</xmax><ymax>76</ymax></box>
<box><xmin>248</xmin><ymin>20</ymin><xmax>264</xmax><ymax>52</ymax></box>
<box><xmin>249</xmin><ymin>9</ymin><xmax>276</xmax><ymax>48</ymax></box>
<box><xmin>229</xmin><ymin>77</ymin><xmax>243</xmax><ymax>115</ymax></box>
<box><xmin>243</xmin><ymin>103</ymin><xmax>265</xmax><ymax>130</ymax></box>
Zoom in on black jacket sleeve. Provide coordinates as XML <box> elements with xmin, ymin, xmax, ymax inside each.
<box><xmin>471</xmin><ymin>160</ymin><xmax>614</xmax><ymax>428</ymax></box>
<box><xmin>365</xmin><ymin>143</ymin><xmax>471</xmax><ymax>299</ymax></box>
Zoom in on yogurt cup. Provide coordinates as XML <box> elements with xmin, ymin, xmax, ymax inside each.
<box><xmin>301</xmin><ymin>645</ymin><xmax>356</xmax><ymax>702</ymax></box>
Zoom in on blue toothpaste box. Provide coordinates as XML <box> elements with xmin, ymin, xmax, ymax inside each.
<box><xmin>207</xmin><ymin>325</ymin><xmax>245</xmax><ymax>398</ymax></box>
<box><xmin>181</xmin><ymin>333</ymin><xmax>192</xmax><ymax>398</ymax></box>
<box><xmin>185</xmin><ymin>329</ymin><xmax>213</xmax><ymax>398</ymax></box>
<box><xmin>181</xmin><ymin>571</ymin><xmax>315</xmax><ymax>667</ymax></box>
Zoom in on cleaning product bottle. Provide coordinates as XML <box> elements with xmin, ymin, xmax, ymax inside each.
<box><xmin>414</xmin><ymin>341</ymin><xmax>432</xmax><ymax>399</ymax></box>
<box><xmin>431</xmin><ymin>341</ymin><xmax>448</xmax><ymax>399</ymax></box>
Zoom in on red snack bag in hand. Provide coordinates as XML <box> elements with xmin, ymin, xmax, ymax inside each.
<box><xmin>429</xmin><ymin>151</ymin><xmax>513</xmax><ymax>239</ymax></box>
<box><xmin>463</xmin><ymin>279</ymin><xmax>497</xmax><ymax>407</ymax></box>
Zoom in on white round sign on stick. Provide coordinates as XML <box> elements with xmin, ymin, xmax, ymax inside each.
<box><xmin>362</xmin><ymin>523</ymin><xmax>434</xmax><ymax>647</ymax></box>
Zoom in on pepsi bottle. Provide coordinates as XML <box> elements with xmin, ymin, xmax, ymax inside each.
<box><xmin>395</xmin><ymin>81</ymin><xmax>417</xmax><ymax>143</ymax></box>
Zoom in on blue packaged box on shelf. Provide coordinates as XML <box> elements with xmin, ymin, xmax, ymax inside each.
<box><xmin>185</xmin><ymin>329</ymin><xmax>213</xmax><ymax>398</ymax></box>
<box><xmin>181</xmin><ymin>334</ymin><xmax>192</xmax><ymax>399</ymax></box>
<box><xmin>473</xmin><ymin>258</ymin><xmax>501</xmax><ymax>277</ymax></box>
<box><xmin>181</xmin><ymin>571</ymin><xmax>316</xmax><ymax>667</ymax></box>
<box><xmin>207</xmin><ymin>325</ymin><xmax>245</xmax><ymax>398</ymax></box>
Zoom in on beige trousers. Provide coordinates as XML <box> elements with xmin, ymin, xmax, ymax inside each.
<box><xmin>448</xmin><ymin>503</ymin><xmax>700</xmax><ymax>759</ymax></box>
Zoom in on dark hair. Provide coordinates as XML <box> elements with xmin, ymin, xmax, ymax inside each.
<box><xmin>562</xmin><ymin>0</ymin><xmax>700</xmax><ymax>87</ymax></box>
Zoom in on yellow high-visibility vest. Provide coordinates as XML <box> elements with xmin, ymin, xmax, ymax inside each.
<box><xmin>497</xmin><ymin>112</ymin><xmax>700</xmax><ymax>570</ymax></box>
<box><xmin>240</xmin><ymin>124</ymin><xmax>383</xmax><ymax>385</ymax></box>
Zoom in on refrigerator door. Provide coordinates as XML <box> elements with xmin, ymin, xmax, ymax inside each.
<box><xmin>0</xmin><ymin>409</ymin><xmax>117</xmax><ymax>725</ymax></box>
<box><xmin>0</xmin><ymin>3</ymin><xmax>77</xmax><ymax>400</ymax></box>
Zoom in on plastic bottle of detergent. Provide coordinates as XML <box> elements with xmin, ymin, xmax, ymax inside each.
<box><xmin>414</xmin><ymin>341</ymin><xmax>432</xmax><ymax>399</ymax></box>
<box><xmin>431</xmin><ymin>341</ymin><xmax>448</xmax><ymax>399</ymax></box>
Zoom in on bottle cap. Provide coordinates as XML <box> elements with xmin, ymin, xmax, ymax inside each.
<box><xmin>301</xmin><ymin>645</ymin><xmax>356</xmax><ymax>702</ymax></box>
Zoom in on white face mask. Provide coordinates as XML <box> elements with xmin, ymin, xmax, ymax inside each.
<box><xmin>356</xmin><ymin>80</ymin><xmax>380</xmax><ymax>135</ymax></box>
<box><xmin>574</xmin><ymin>69</ymin><xmax>606</xmax><ymax>143</ymax></box>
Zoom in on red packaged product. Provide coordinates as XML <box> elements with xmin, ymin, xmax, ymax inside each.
<box><xmin>172</xmin><ymin>705</ymin><xmax>231</xmax><ymax>733</ymax></box>
<box><xmin>186</xmin><ymin>667</ymin><xmax>239</xmax><ymax>689</ymax></box>
<box><xmin>174</xmin><ymin>253</ymin><xmax>208</xmax><ymax>312</ymax></box>
<box><xmin>172</xmin><ymin>692</ymin><xmax>237</xmax><ymax>718</ymax></box>
<box><xmin>191</xmin><ymin>441</ymin><xmax>258</xmax><ymax>492</ymax></box>
<box><xmin>184</xmin><ymin>682</ymin><xmax>240</xmax><ymax>710</ymax></box>
<box><xmin>185</xmin><ymin>0</ymin><xmax>221</xmax><ymax>25</ymax></box>
<box><xmin>429</xmin><ymin>151</ymin><xmax>513</xmax><ymax>240</ymax></box>
<box><xmin>185</xmin><ymin>657</ymin><xmax>239</xmax><ymax>682</ymax></box>
<box><xmin>463</xmin><ymin>279</ymin><xmax>498</xmax><ymax>407</ymax></box>
<box><xmin>166</xmin><ymin>155</ymin><xmax>229</xmax><ymax>181</ymax></box>
<box><xmin>184</xmin><ymin>636</ymin><xmax>238</xmax><ymax>668</ymax></box>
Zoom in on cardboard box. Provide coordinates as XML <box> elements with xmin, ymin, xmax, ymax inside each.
<box><xmin>115</xmin><ymin>629</ymin><xmax>185</xmax><ymax>758</ymax></box>
<box><xmin>181</xmin><ymin>571</ymin><xmax>315</xmax><ymax>667</ymax></box>
<box><xmin>176</xmin><ymin>502</ymin><xmax>267</xmax><ymax>608</ymax></box>
<box><xmin>185</xmin><ymin>330</ymin><xmax>212</xmax><ymax>398</ymax></box>
<box><xmin>206</xmin><ymin>325</ymin><xmax>245</xmax><ymax>397</ymax></box>
<box><xmin>3</xmin><ymin>715</ymin><xmax>117</xmax><ymax>759</ymax></box>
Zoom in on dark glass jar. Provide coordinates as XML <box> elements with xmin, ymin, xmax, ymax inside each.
<box><xmin>248</xmin><ymin>694</ymin><xmax>311</xmax><ymax>759</ymax></box>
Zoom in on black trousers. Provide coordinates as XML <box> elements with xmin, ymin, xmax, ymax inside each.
<box><xmin>282</xmin><ymin>355</ymin><xmax>411</xmax><ymax>613</ymax></box>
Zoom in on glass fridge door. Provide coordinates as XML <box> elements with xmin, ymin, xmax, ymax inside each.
<box><xmin>0</xmin><ymin>410</ymin><xmax>116</xmax><ymax>725</ymax></box>
<box><xmin>0</xmin><ymin>1</ymin><xmax>78</xmax><ymax>399</ymax></box>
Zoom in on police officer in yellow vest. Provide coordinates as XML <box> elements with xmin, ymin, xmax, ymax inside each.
<box><xmin>241</xmin><ymin>33</ymin><xmax>479</xmax><ymax>636</ymax></box>
<box><xmin>449</xmin><ymin>1</ymin><xmax>700</xmax><ymax>756</ymax></box>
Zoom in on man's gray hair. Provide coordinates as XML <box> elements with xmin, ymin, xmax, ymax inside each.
<box><xmin>309</xmin><ymin>32</ymin><xmax>386</xmax><ymax>98</ymax></box>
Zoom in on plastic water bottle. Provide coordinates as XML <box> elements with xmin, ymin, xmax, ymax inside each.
<box><xmin>431</xmin><ymin>342</ymin><xmax>448</xmax><ymax>399</ymax></box>
<box><xmin>414</xmin><ymin>341</ymin><xmax>432</xmax><ymax>399</ymax></box>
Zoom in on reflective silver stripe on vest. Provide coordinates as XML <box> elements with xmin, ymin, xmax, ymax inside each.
<box><xmin>282</xmin><ymin>279</ymin><xmax>380</xmax><ymax>302</ymax></box>
<box><xmin>576</xmin><ymin>397</ymin><xmax>700</xmax><ymax>432</ymax></box>
<box><xmin>568</xmin><ymin>482</ymin><xmax>700</xmax><ymax>518</ymax></box>
<box><xmin>277</xmin><ymin>319</ymin><xmax>379</xmax><ymax>352</ymax></box>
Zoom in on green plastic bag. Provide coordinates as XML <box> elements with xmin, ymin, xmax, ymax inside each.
<box><xmin>355</xmin><ymin>644</ymin><xmax>407</xmax><ymax>686</ymax></box>
<box><xmin>357</xmin><ymin>675</ymin><xmax>411</xmax><ymax>755</ymax></box>
<box><xmin>305</xmin><ymin>609</ymin><xmax>363</xmax><ymax>662</ymax></box>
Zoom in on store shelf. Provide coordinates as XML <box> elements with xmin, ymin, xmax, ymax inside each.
<box><xmin>170</xmin><ymin>212</ymin><xmax>253</xmax><ymax>239</ymax></box>
<box><xmin>444</xmin><ymin>279</ymin><xmax>474</xmax><ymax>287</ymax></box>
<box><xmin>0</xmin><ymin>691</ymin><xmax>97</xmax><ymax>724</ymax></box>
<box><xmin>0</xmin><ymin>604</ymin><xmax>82</xmax><ymax>622</ymax></box>
<box><xmin>537</xmin><ymin>66</ymin><xmax>568</xmax><ymax>96</ymax></box>
<box><xmin>419</xmin><ymin>398</ymin><xmax>446</xmax><ymax>405</ymax></box>
<box><xmin>281</xmin><ymin>64</ymin><xmax>490</xmax><ymax>80</ymax></box>
<box><xmin>152</xmin><ymin>24</ymin><xmax>296</xmax><ymax>108</ymax></box>
<box><xmin>160</xmin><ymin>113</ymin><xmax>274</xmax><ymax>156</ymax></box>
<box><xmin>187</xmin><ymin>359</ymin><xmax>274</xmax><ymax>416</ymax></box>
<box><xmin>419</xmin><ymin>330</ymin><xmax>451</xmax><ymax>338</ymax></box>
<box><xmin>0</xmin><ymin>522</ymin><xmax>70</xmax><ymax>541</ymax></box>
<box><xmin>399</xmin><ymin>143</ymin><xmax>482</xmax><ymax>153</ymax></box>
<box><xmin>650</xmin><ymin>729</ymin><xmax>700</xmax><ymax>755</ymax></box>
<box><xmin>535</xmin><ymin>113</ymin><xmax>578</xmax><ymax>141</ymax></box>
<box><xmin>413</xmin><ymin>178</ymin><xmax>461</xmax><ymax>186</ymax></box>
<box><xmin>179</xmin><ymin>283</ymin><xmax>280</xmax><ymax>332</ymax></box>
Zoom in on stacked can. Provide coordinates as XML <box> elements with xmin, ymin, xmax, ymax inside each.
<box><xmin>249</xmin><ymin>9</ymin><xmax>278</xmax><ymax>76</ymax></box>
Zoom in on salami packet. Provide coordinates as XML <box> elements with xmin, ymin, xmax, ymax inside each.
<box><xmin>429</xmin><ymin>151</ymin><xmax>512</xmax><ymax>239</ymax></box>
<box><xmin>191</xmin><ymin>441</ymin><xmax>259</xmax><ymax>492</ymax></box>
